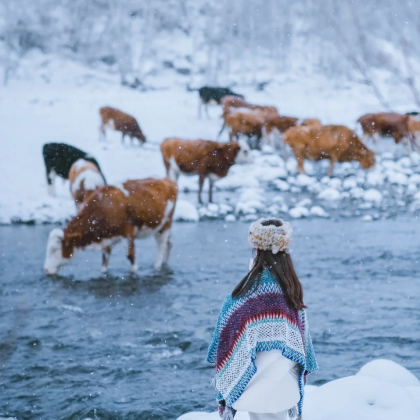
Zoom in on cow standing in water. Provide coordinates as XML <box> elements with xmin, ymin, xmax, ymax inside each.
<box><xmin>99</xmin><ymin>107</ymin><xmax>146</xmax><ymax>144</ymax></box>
<box><xmin>44</xmin><ymin>178</ymin><xmax>177</xmax><ymax>275</ymax></box>
<box><xmin>161</xmin><ymin>138</ymin><xmax>250</xmax><ymax>203</ymax></box>
<box><xmin>42</xmin><ymin>143</ymin><xmax>106</xmax><ymax>197</ymax></box>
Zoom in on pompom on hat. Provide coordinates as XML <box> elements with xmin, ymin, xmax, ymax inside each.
<box><xmin>248</xmin><ymin>218</ymin><xmax>292</xmax><ymax>254</ymax></box>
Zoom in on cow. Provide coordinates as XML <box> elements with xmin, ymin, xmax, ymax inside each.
<box><xmin>190</xmin><ymin>86</ymin><xmax>244</xmax><ymax>118</ymax></box>
<box><xmin>223</xmin><ymin>111</ymin><xmax>266</xmax><ymax>146</ymax></box>
<box><xmin>160</xmin><ymin>138</ymin><xmax>251</xmax><ymax>203</ymax></box>
<box><xmin>99</xmin><ymin>106</ymin><xmax>146</xmax><ymax>144</ymax></box>
<box><xmin>44</xmin><ymin>177</ymin><xmax>177</xmax><ymax>275</ymax></box>
<box><xmin>357</xmin><ymin>112</ymin><xmax>412</xmax><ymax>145</ymax></box>
<box><xmin>283</xmin><ymin>125</ymin><xmax>375</xmax><ymax>176</ymax></box>
<box><xmin>407</xmin><ymin>117</ymin><xmax>420</xmax><ymax>142</ymax></box>
<box><xmin>42</xmin><ymin>143</ymin><xmax>106</xmax><ymax>197</ymax></box>
<box><xmin>262</xmin><ymin>116</ymin><xmax>322</xmax><ymax>154</ymax></box>
<box><xmin>68</xmin><ymin>159</ymin><xmax>106</xmax><ymax>212</ymax></box>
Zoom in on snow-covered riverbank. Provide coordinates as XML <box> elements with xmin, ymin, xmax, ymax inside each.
<box><xmin>178</xmin><ymin>359</ymin><xmax>420</xmax><ymax>420</ymax></box>
<box><xmin>1</xmin><ymin>53</ymin><xmax>419</xmax><ymax>225</ymax></box>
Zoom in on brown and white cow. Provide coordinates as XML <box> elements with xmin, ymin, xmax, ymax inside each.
<box><xmin>68</xmin><ymin>159</ymin><xmax>106</xmax><ymax>212</ymax></box>
<box><xmin>44</xmin><ymin>178</ymin><xmax>177</xmax><ymax>275</ymax></box>
<box><xmin>357</xmin><ymin>112</ymin><xmax>412</xmax><ymax>145</ymax></box>
<box><xmin>160</xmin><ymin>138</ymin><xmax>250</xmax><ymax>203</ymax></box>
<box><xmin>99</xmin><ymin>106</ymin><xmax>146</xmax><ymax>144</ymax></box>
<box><xmin>283</xmin><ymin>125</ymin><xmax>375</xmax><ymax>176</ymax></box>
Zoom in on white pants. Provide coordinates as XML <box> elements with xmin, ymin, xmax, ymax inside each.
<box><xmin>248</xmin><ymin>411</ymin><xmax>288</xmax><ymax>420</ymax></box>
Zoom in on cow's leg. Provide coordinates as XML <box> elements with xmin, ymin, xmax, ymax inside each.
<box><xmin>209</xmin><ymin>179</ymin><xmax>214</xmax><ymax>203</ymax></box>
<box><xmin>217</xmin><ymin>121</ymin><xmax>225</xmax><ymax>139</ymax></box>
<box><xmin>198</xmin><ymin>99</ymin><xmax>202</xmax><ymax>119</ymax></box>
<box><xmin>205</xmin><ymin>104</ymin><xmax>210</xmax><ymax>119</ymax></box>
<box><xmin>121</xmin><ymin>132</ymin><xmax>125</xmax><ymax>144</ymax></box>
<box><xmin>99</xmin><ymin>123</ymin><xmax>106</xmax><ymax>141</ymax></box>
<box><xmin>101</xmin><ymin>246</ymin><xmax>112</xmax><ymax>273</ymax></box>
<box><xmin>154</xmin><ymin>228</ymin><xmax>171</xmax><ymax>270</ymax></box>
<box><xmin>373</xmin><ymin>132</ymin><xmax>380</xmax><ymax>144</ymax></box>
<box><xmin>327</xmin><ymin>158</ymin><xmax>336</xmax><ymax>177</ymax></box>
<box><xmin>127</xmin><ymin>235</ymin><xmax>137</xmax><ymax>272</ymax></box>
<box><xmin>47</xmin><ymin>169</ymin><xmax>56</xmax><ymax>197</ymax></box>
<box><xmin>198</xmin><ymin>174</ymin><xmax>205</xmax><ymax>204</ymax></box>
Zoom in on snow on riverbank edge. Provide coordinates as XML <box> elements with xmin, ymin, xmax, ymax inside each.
<box><xmin>178</xmin><ymin>359</ymin><xmax>420</xmax><ymax>420</ymax></box>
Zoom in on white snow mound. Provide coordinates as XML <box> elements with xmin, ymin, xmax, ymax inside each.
<box><xmin>173</xmin><ymin>200</ymin><xmax>199</xmax><ymax>222</ymax></box>
<box><xmin>177</xmin><ymin>360</ymin><xmax>420</xmax><ymax>420</ymax></box>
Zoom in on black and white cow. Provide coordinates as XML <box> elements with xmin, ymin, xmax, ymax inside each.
<box><xmin>191</xmin><ymin>86</ymin><xmax>244</xmax><ymax>118</ymax></box>
<box><xmin>42</xmin><ymin>143</ymin><xmax>106</xmax><ymax>196</ymax></box>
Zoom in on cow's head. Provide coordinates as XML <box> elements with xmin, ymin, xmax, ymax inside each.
<box><xmin>44</xmin><ymin>228</ymin><xmax>71</xmax><ymax>275</ymax></box>
<box><xmin>359</xmin><ymin>148</ymin><xmax>376</xmax><ymax>171</ymax></box>
<box><xmin>234</xmin><ymin>139</ymin><xmax>252</xmax><ymax>164</ymax></box>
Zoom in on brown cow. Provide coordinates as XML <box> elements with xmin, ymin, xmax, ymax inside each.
<box><xmin>283</xmin><ymin>125</ymin><xmax>375</xmax><ymax>176</ymax></box>
<box><xmin>68</xmin><ymin>159</ymin><xmax>106</xmax><ymax>212</ymax></box>
<box><xmin>408</xmin><ymin>117</ymin><xmax>420</xmax><ymax>142</ymax></box>
<box><xmin>99</xmin><ymin>106</ymin><xmax>146</xmax><ymax>144</ymax></box>
<box><xmin>357</xmin><ymin>112</ymin><xmax>411</xmax><ymax>145</ymax></box>
<box><xmin>44</xmin><ymin>178</ymin><xmax>177</xmax><ymax>275</ymax></box>
<box><xmin>161</xmin><ymin>138</ymin><xmax>250</xmax><ymax>203</ymax></box>
<box><xmin>219</xmin><ymin>98</ymin><xmax>278</xmax><ymax>140</ymax></box>
<box><xmin>224</xmin><ymin>111</ymin><xmax>266</xmax><ymax>144</ymax></box>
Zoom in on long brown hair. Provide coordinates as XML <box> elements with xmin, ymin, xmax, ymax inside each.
<box><xmin>232</xmin><ymin>240</ymin><xmax>306</xmax><ymax>310</ymax></box>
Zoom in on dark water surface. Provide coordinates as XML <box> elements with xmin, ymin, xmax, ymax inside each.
<box><xmin>1</xmin><ymin>219</ymin><xmax>420</xmax><ymax>420</ymax></box>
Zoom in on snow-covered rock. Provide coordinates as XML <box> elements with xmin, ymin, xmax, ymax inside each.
<box><xmin>357</xmin><ymin>359</ymin><xmax>420</xmax><ymax>388</ymax></box>
<box><xmin>296</xmin><ymin>198</ymin><xmax>312</xmax><ymax>208</ymax></box>
<box><xmin>178</xmin><ymin>360</ymin><xmax>420</xmax><ymax>420</ymax></box>
<box><xmin>367</xmin><ymin>170</ymin><xmax>385</xmax><ymax>186</ymax></box>
<box><xmin>289</xmin><ymin>206</ymin><xmax>309</xmax><ymax>218</ymax></box>
<box><xmin>174</xmin><ymin>200</ymin><xmax>199</xmax><ymax>222</ymax></box>
<box><xmin>304</xmin><ymin>374</ymin><xmax>420</xmax><ymax>420</ymax></box>
<box><xmin>295</xmin><ymin>174</ymin><xmax>316</xmax><ymax>187</ymax></box>
<box><xmin>410</xmin><ymin>152</ymin><xmax>420</xmax><ymax>166</ymax></box>
<box><xmin>225</xmin><ymin>214</ymin><xmax>236</xmax><ymax>222</ymax></box>
<box><xmin>318</xmin><ymin>188</ymin><xmax>341</xmax><ymax>201</ymax></box>
<box><xmin>272</xmin><ymin>179</ymin><xmax>290</xmax><ymax>191</ymax></box>
<box><xmin>362</xmin><ymin>214</ymin><xmax>373</xmax><ymax>222</ymax></box>
<box><xmin>363</xmin><ymin>189</ymin><xmax>382</xmax><ymax>204</ymax></box>
<box><xmin>310</xmin><ymin>206</ymin><xmax>329</xmax><ymax>217</ymax></box>
<box><xmin>387</xmin><ymin>171</ymin><xmax>409</xmax><ymax>185</ymax></box>
<box><xmin>409</xmin><ymin>173</ymin><xmax>420</xmax><ymax>185</ymax></box>
<box><xmin>342</xmin><ymin>177</ymin><xmax>358</xmax><ymax>190</ymax></box>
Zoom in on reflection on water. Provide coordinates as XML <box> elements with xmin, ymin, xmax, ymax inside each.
<box><xmin>0</xmin><ymin>219</ymin><xmax>419</xmax><ymax>419</ymax></box>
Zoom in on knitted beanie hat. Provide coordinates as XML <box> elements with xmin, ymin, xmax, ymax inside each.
<box><xmin>248</xmin><ymin>217</ymin><xmax>292</xmax><ymax>254</ymax></box>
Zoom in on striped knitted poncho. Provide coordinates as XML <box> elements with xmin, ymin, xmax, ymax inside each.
<box><xmin>207</xmin><ymin>269</ymin><xmax>318</xmax><ymax>418</ymax></box>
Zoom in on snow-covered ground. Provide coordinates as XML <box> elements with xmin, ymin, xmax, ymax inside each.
<box><xmin>1</xmin><ymin>52</ymin><xmax>420</xmax><ymax>225</ymax></box>
<box><xmin>178</xmin><ymin>359</ymin><xmax>420</xmax><ymax>420</ymax></box>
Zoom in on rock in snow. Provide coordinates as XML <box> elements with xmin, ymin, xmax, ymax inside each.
<box><xmin>178</xmin><ymin>359</ymin><xmax>420</xmax><ymax>420</ymax></box>
<box><xmin>318</xmin><ymin>188</ymin><xmax>341</xmax><ymax>201</ymax></box>
<box><xmin>363</xmin><ymin>189</ymin><xmax>382</xmax><ymax>204</ymax></box>
<box><xmin>289</xmin><ymin>206</ymin><xmax>309</xmax><ymax>218</ymax></box>
<box><xmin>173</xmin><ymin>200</ymin><xmax>199</xmax><ymax>222</ymax></box>
<box><xmin>310</xmin><ymin>206</ymin><xmax>329</xmax><ymax>218</ymax></box>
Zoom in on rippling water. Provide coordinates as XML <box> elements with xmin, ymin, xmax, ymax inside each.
<box><xmin>1</xmin><ymin>219</ymin><xmax>419</xmax><ymax>420</ymax></box>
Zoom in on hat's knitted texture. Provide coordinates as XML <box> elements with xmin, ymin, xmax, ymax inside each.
<box><xmin>248</xmin><ymin>218</ymin><xmax>292</xmax><ymax>254</ymax></box>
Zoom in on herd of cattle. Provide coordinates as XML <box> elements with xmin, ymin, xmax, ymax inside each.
<box><xmin>42</xmin><ymin>86</ymin><xmax>420</xmax><ymax>275</ymax></box>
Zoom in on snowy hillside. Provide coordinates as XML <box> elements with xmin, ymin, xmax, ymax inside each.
<box><xmin>1</xmin><ymin>53</ymin><xmax>420</xmax><ymax>225</ymax></box>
